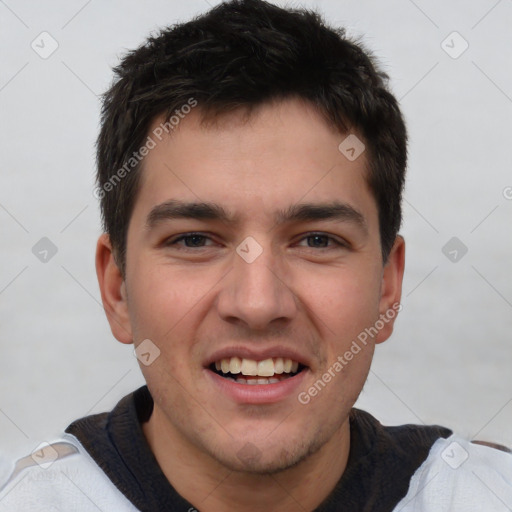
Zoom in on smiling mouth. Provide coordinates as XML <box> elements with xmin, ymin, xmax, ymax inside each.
<box><xmin>209</xmin><ymin>356</ymin><xmax>307</xmax><ymax>385</ymax></box>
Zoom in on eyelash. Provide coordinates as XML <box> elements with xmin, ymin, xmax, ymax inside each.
<box><xmin>165</xmin><ymin>232</ymin><xmax>348</xmax><ymax>250</ymax></box>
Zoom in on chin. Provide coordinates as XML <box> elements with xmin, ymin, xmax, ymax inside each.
<box><xmin>209</xmin><ymin>431</ymin><xmax>326</xmax><ymax>475</ymax></box>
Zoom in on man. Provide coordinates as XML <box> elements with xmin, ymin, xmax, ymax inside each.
<box><xmin>1</xmin><ymin>0</ymin><xmax>511</xmax><ymax>510</ymax></box>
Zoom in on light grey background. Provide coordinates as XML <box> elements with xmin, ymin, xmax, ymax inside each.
<box><xmin>1</xmin><ymin>0</ymin><xmax>511</xmax><ymax>472</ymax></box>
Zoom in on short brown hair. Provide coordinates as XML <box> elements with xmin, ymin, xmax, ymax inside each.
<box><xmin>96</xmin><ymin>0</ymin><xmax>407</xmax><ymax>276</ymax></box>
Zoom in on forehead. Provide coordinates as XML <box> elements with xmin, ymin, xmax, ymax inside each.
<box><xmin>132</xmin><ymin>98</ymin><xmax>377</xmax><ymax>228</ymax></box>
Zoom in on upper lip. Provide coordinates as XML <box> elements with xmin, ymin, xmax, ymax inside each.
<box><xmin>204</xmin><ymin>345</ymin><xmax>311</xmax><ymax>369</ymax></box>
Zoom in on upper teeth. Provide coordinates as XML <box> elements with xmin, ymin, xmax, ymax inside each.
<box><xmin>215</xmin><ymin>357</ymin><xmax>299</xmax><ymax>377</ymax></box>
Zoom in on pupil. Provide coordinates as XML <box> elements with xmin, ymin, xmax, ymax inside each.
<box><xmin>309</xmin><ymin>235</ymin><xmax>327</xmax><ymax>247</ymax></box>
<box><xmin>187</xmin><ymin>235</ymin><xmax>204</xmax><ymax>247</ymax></box>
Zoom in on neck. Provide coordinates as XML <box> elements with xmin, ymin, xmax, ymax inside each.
<box><xmin>143</xmin><ymin>407</ymin><xmax>351</xmax><ymax>512</ymax></box>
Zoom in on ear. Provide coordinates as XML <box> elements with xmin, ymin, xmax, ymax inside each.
<box><xmin>95</xmin><ymin>233</ymin><xmax>133</xmax><ymax>344</ymax></box>
<box><xmin>375</xmin><ymin>235</ymin><xmax>405</xmax><ymax>344</ymax></box>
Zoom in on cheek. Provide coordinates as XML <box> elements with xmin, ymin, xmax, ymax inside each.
<box><xmin>126</xmin><ymin>263</ymin><xmax>211</xmax><ymax>338</ymax></box>
<box><xmin>298</xmin><ymin>264</ymin><xmax>382</xmax><ymax>339</ymax></box>
<box><xmin>127</xmin><ymin>280</ymin><xmax>177</xmax><ymax>340</ymax></box>
<box><xmin>125</xmin><ymin>264</ymin><xmax>219</xmax><ymax>385</ymax></box>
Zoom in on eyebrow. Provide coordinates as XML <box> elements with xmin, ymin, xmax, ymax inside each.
<box><xmin>146</xmin><ymin>199</ymin><xmax>367</xmax><ymax>233</ymax></box>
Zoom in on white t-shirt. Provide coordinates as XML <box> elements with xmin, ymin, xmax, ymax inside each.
<box><xmin>1</xmin><ymin>433</ymin><xmax>511</xmax><ymax>511</ymax></box>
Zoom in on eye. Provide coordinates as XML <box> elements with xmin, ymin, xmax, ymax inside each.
<box><xmin>296</xmin><ymin>233</ymin><xmax>347</xmax><ymax>249</ymax></box>
<box><xmin>165</xmin><ymin>233</ymin><xmax>214</xmax><ymax>248</ymax></box>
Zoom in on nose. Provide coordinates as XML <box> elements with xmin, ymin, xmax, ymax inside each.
<box><xmin>216</xmin><ymin>241</ymin><xmax>297</xmax><ymax>331</ymax></box>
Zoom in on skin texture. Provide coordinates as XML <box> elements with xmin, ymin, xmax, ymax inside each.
<box><xmin>96</xmin><ymin>98</ymin><xmax>405</xmax><ymax>511</ymax></box>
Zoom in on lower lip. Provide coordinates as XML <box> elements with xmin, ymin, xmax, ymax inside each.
<box><xmin>205</xmin><ymin>368</ymin><xmax>309</xmax><ymax>404</ymax></box>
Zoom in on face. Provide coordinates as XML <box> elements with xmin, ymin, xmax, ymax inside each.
<box><xmin>98</xmin><ymin>98</ymin><xmax>404</xmax><ymax>474</ymax></box>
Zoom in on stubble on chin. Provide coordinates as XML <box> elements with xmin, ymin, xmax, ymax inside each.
<box><xmin>205</xmin><ymin>421</ymin><xmax>341</xmax><ymax>476</ymax></box>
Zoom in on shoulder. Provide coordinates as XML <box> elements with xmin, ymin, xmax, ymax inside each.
<box><xmin>0</xmin><ymin>435</ymin><xmax>138</xmax><ymax>511</ymax></box>
<box><xmin>350</xmin><ymin>408</ymin><xmax>453</xmax><ymax>468</ymax></box>
<box><xmin>394</xmin><ymin>434</ymin><xmax>512</xmax><ymax>511</ymax></box>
